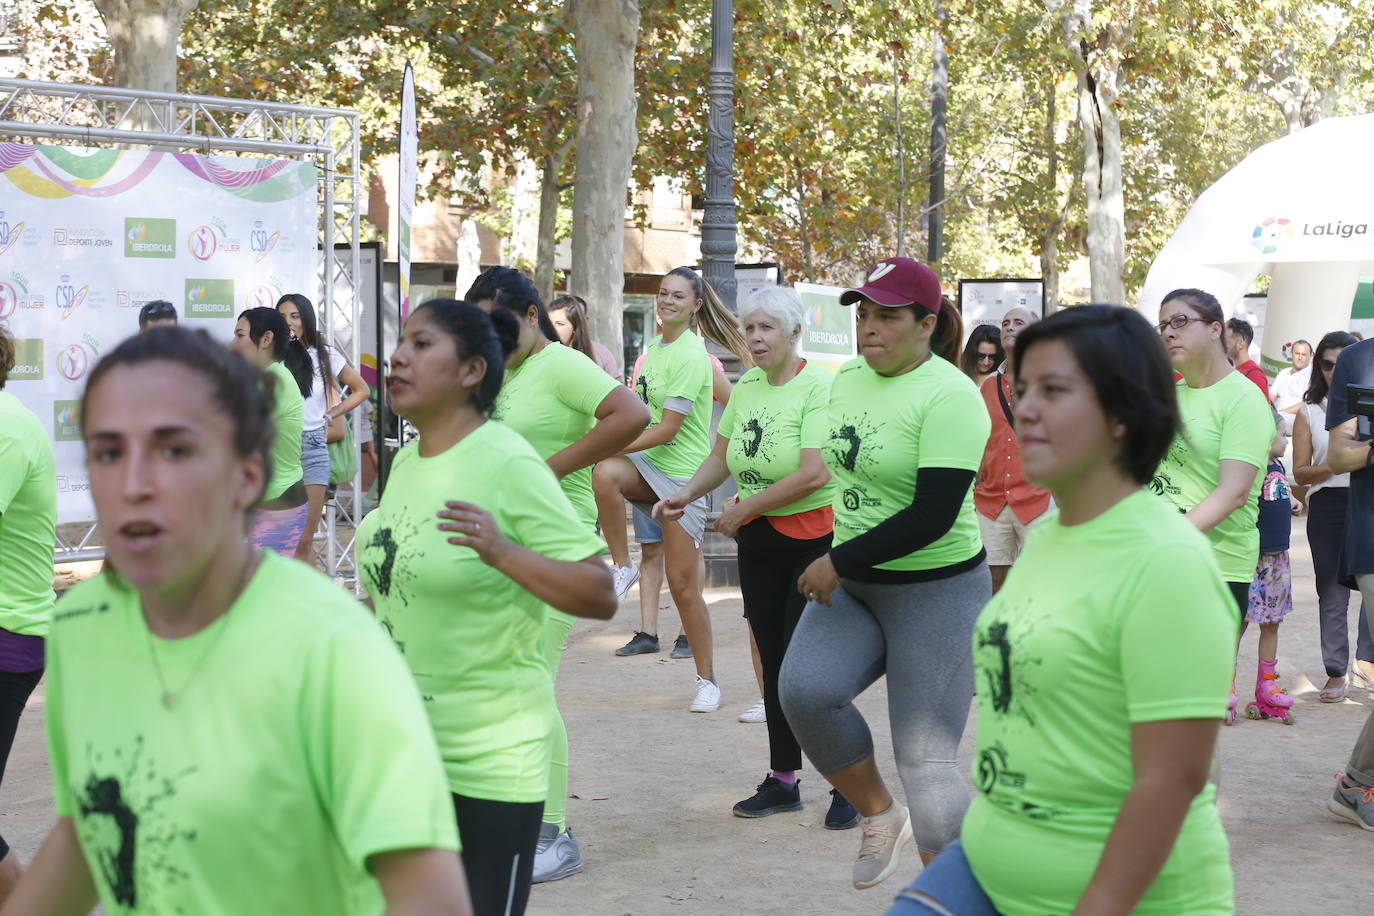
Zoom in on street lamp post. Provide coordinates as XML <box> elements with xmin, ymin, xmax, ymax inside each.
<box><xmin>701</xmin><ymin>0</ymin><xmax>737</xmax><ymax>311</ymax></box>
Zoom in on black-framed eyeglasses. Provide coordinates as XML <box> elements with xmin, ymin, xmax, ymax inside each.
<box><xmin>1156</xmin><ymin>314</ymin><xmax>1209</xmax><ymax>334</ymax></box>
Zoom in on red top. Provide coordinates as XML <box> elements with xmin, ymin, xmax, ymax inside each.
<box><xmin>1236</xmin><ymin>360</ymin><xmax>1270</xmax><ymax>398</ymax></box>
<box><xmin>974</xmin><ymin>371</ymin><xmax>1052</xmax><ymax>525</ymax></box>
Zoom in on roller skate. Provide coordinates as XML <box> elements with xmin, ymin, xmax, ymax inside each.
<box><xmin>1245</xmin><ymin>658</ymin><xmax>1294</xmax><ymax>724</ymax></box>
<box><xmin>1224</xmin><ymin>671</ymin><xmax>1238</xmax><ymax>725</ymax></box>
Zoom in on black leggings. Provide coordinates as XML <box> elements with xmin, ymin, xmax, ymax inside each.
<box><xmin>1227</xmin><ymin>581</ymin><xmax>1249</xmax><ymax>624</ymax></box>
<box><xmin>0</xmin><ymin>667</ymin><xmax>42</xmax><ymax>862</ymax></box>
<box><xmin>736</xmin><ymin>518</ymin><xmax>831</xmax><ymax>773</ymax></box>
<box><xmin>451</xmin><ymin>794</ymin><xmax>544</xmax><ymax>916</ymax></box>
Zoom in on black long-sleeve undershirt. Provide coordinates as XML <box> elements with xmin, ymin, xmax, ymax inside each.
<box><xmin>829</xmin><ymin>467</ymin><xmax>983</xmax><ymax>584</ymax></box>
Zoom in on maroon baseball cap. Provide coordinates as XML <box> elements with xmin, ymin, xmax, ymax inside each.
<box><xmin>839</xmin><ymin>257</ymin><xmax>943</xmax><ymax>314</ymax></box>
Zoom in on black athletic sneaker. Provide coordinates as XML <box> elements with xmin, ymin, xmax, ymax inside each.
<box><xmin>825</xmin><ymin>788</ymin><xmax>861</xmax><ymax>829</ymax></box>
<box><xmin>615</xmin><ymin>631</ymin><xmax>660</xmax><ymax>656</ymax></box>
<box><xmin>732</xmin><ymin>775</ymin><xmax>803</xmax><ymax>818</ymax></box>
<box><xmin>670</xmin><ymin>634</ymin><xmax>693</xmax><ymax>659</ymax></box>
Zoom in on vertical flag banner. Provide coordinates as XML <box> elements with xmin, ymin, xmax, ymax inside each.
<box><xmin>398</xmin><ymin>62</ymin><xmax>418</xmax><ymax>322</ymax></box>
<box><xmin>0</xmin><ymin>143</ymin><xmax>316</xmax><ymax>523</ymax></box>
<box><xmin>794</xmin><ymin>282</ymin><xmax>857</xmax><ymax>373</ymax></box>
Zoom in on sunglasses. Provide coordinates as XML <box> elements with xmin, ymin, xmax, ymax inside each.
<box><xmin>142</xmin><ymin>301</ymin><xmax>175</xmax><ymax>317</ymax></box>
<box><xmin>1320</xmin><ymin>358</ymin><xmax>1337</xmax><ymax>371</ymax></box>
<box><xmin>976</xmin><ymin>353</ymin><xmax>998</xmax><ymax>362</ymax></box>
<box><xmin>1156</xmin><ymin>314</ymin><xmax>1209</xmax><ymax>333</ymax></box>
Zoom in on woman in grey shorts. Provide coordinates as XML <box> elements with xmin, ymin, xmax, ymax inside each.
<box><xmin>782</xmin><ymin>257</ymin><xmax>991</xmax><ymax>891</ymax></box>
<box><xmin>593</xmin><ymin>267</ymin><xmax>750</xmax><ymax>713</ymax></box>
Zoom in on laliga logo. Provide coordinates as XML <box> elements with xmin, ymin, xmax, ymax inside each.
<box><xmin>1251</xmin><ymin>217</ymin><xmax>1295</xmax><ymax>255</ymax></box>
<box><xmin>57</xmin><ymin>344</ymin><xmax>88</xmax><ymax>381</ymax></box>
<box><xmin>0</xmin><ymin>210</ymin><xmax>23</xmax><ymax>256</ymax></box>
<box><xmin>189</xmin><ymin>225</ymin><xmax>218</xmax><ymax>261</ymax></box>
<box><xmin>55</xmin><ymin>273</ymin><xmax>89</xmax><ymax>321</ymax></box>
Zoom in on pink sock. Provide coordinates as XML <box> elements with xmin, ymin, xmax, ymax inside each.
<box><xmin>773</xmin><ymin>770</ymin><xmax>796</xmax><ymax>785</ymax></box>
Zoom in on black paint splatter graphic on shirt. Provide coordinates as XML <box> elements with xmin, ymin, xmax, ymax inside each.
<box><xmin>741</xmin><ymin>418</ymin><xmax>764</xmax><ymax>458</ymax></box>
<box><xmin>362</xmin><ymin>517</ymin><xmax>425</xmax><ymax>609</ymax></box>
<box><xmin>972</xmin><ymin>599</ymin><xmax>1043</xmax><ymax>728</ymax></box>
<box><xmin>824</xmin><ymin>414</ymin><xmax>883</xmax><ymax>477</ymax></box>
<box><xmin>75</xmin><ymin>736</ymin><xmax>197</xmax><ymax>908</ymax></box>
<box><xmin>635</xmin><ymin>372</ymin><xmax>650</xmax><ymax>406</ymax></box>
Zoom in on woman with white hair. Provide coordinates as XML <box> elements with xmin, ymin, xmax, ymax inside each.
<box><xmin>656</xmin><ymin>286</ymin><xmax>857</xmax><ymax>827</ymax></box>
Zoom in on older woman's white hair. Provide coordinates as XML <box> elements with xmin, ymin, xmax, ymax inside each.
<box><xmin>738</xmin><ymin>286</ymin><xmax>805</xmax><ymax>351</ymax></box>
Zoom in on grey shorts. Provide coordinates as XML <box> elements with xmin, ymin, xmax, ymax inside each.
<box><xmin>627</xmin><ymin>452</ymin><xmax>707</xmax><ymax>547</ymax></box>
<box><xmin>300</xmin><ymin>427</ymin><xmax>331</xmax><ymax>486</ymax></box>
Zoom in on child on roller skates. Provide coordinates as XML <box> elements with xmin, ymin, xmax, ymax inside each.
<box><xmin>1235</xmin><ymin>408</ymin><xmax>1296</xmax><ymax>724</ymax></box>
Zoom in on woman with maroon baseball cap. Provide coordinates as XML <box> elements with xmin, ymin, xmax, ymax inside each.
<box><xmin>780</xmin><ymin>257</ymin><xmax>992</xmax><ymax>890</ymax></box>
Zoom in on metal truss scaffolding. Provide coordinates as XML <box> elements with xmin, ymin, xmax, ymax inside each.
<box><xmin>0</xmin><ymin>78</ymin><xmax>364</xmax><ymax>587</ymax></box>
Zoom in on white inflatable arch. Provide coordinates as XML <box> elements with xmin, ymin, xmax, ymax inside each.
<box><xmin>1140</xmin><ymin>114</ymin><xmax>1374</xmax><ymax>372</ymax></box>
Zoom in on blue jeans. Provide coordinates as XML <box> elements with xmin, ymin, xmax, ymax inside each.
<box><xmin>886</xmin><ymin>840</ymin><xmax>1002</xmax><ymax>916</ymax></box>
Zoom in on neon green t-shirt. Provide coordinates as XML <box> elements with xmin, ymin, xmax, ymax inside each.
<box><xmin>824</xmin><ymin>354</ymin><xmax>989</xmax><ymax>571</ymax></box>
<box><xmin>356</xmin><ymin>420</ymin><xmax>605</xmax><ymax>803</ymax></box>
<box><xmin>634</xmin><ymin>332</ymin><xmax>713</xmax><ymax>477</ymax></box>
<box><xmin>717</xmin><ymin>362</ymin><xmax>833</xmax><ymax>516</ymax></box>
<box><xmin>962</xmin><ymin>490</ymin><xmax>1236</xmax><ymax>915</ymax></box>
<box><xmin>491</xmin><ymin>342</ymin><xmax>619</xmax><ymax>528</ymax></box>
<box><xmin>0</xmin><ymin>391</ymin><xmax>55</xmax><ymax>637</ymax></box>
<box><xmin>46</xmin><ymin>552</ymin><xmax>457</xmax><ymax>915</ymax></box>
<box><xmin>1151</xmin><ymin>371</ymin><xmax>1273</xmax><ymax>582</ymax></box>
<box><xmin>263</xmin><ymin>360</ymin><xmax>304</xmax><ymax>501</ymax></box>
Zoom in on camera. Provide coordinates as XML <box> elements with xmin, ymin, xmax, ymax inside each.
<box><xmin>1349</xmin><ymin>384</ymin><xmax>1374</xmax><ymax>419</ymax></box>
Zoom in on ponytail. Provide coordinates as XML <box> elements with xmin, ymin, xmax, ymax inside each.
<box><xmin>665</xmin><ymin>266</ymin><xmax>752</xmax><ymax>367</ymax></box>
<box><xmin>282</xmin><ymin>337</ymin><xmax>313</xmax><ymax>399</ymax></box>
<box><xmin>930</xmin><ymin>296</ymin><xmax>963</xmax><ymax>365</ymax></box>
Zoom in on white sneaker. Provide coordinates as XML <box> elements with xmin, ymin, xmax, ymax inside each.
<box><xmin>738</xmin><ymin>698</ymin><xmax>767</xmax><ymax>723</ymax></box>
<box><xmin>690</xmin><ymin>675</ymin><xmax>721</xmax><ymax>712</ymax></box>
<box><xmin>611</xmin><ymin>563</ymin><xmax>640</xmax><ymax>603</ymax></box>
<box><xmin>852</xmin><ymin>804</ymin><xmax>913</xmax><ymax>889</ymax></box>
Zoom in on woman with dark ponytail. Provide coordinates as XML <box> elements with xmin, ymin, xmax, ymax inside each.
<box><xmin>356</xmin><ymin>298</ymin><xmax>616</xmax><ymax>916</ymax></box>
<box><xmin>466</xmin><ymin>268</ymin><xmax>648</xmax><ymax>883</ymax></box>
<box><xmin>230</xmin><ymin>307</ymin><xmax>310</xmax><ymax>555</ymax></box>
<box><xmin>277</xmin><ymin>293</ymin><xmax>372</xmax><ymax>565</ymax></box>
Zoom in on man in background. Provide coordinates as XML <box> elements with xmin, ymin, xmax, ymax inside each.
<box><xmin>1227</xmin><ymin>317</ymin><xmax>1269</xmax><ymax>397</ymax></box>
<box><xmin>1272</xmin><ymin>339</ymin><xmax>1313</xmax><ymax>435</ymax></box>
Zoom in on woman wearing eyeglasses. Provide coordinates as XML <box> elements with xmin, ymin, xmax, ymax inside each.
<box><xmin>959</xmin><ymin>325</ymin><xmax>1004</xmax><ymax>387</ymax></box>
<box><xmin>1294</xmin><ymin>331</ymin><xmax>1374</xmax><ymax>702</ymax></box>
<box><xmin>1150</xmin><ymin>289</ymin><xmax>1274</xmax><ymax>723</ymax></box>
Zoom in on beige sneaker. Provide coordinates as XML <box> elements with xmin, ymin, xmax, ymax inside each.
<box><xmin>852</xmin><ymin>803</ymin><xmax>912</xmax><ymax>889</ymax></box>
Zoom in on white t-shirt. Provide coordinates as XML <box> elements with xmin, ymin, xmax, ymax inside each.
<box><xmin>302</xmin><ymin>344</ymin><xmax>343</xmax><ymax>431</ymax></box>
<box><xmin>1273</xmin><ymin>365</ymin><xmax>1312</xmax><ymax>433</ymax></box>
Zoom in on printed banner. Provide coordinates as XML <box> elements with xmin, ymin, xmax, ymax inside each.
<box><xmin>398</xmin><ymin>62</ymin><xmax>417</xmax><ymax>322</ymax></box>
<box><xmin>794</xmin><ymin>282</ymin><xmax>856</xmax><ymax>373</ymax></box>
<box><xmin>0</xmin><ymin>144</ymin><xmax>317</xmax><ymax>524</ymax></box>
<box><xmin>957</xmin><ymin>278</ymin><xmax>1044</xmax><ymax>343</ymax></box>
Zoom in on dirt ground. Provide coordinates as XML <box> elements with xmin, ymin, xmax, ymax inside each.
<box><xmin>8</xmin><ymin>524</ymin><xmax>1373</xmax><ymax>914</ymax></box>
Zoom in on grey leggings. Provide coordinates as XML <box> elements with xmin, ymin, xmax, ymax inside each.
<box><xmin>780</xmin><ymin>563</ymin><xmax>990</xmax><ymax>855</ymax></box>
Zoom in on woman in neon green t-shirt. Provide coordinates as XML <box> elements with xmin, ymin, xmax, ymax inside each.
<box><xmin>593</xmin><ymin>267</ymin><xmax>751</xmax><ymax>713</ymax></box>
<box><xmin>779</xmin><ymin>258</ymin><xmax>990</xmax><ymax>890</ymax></box>
<box><xmin>656</xmin><ymin>286</ymin><xmax>856</xmax><ymax>824</ymax></box>
<box><xmin>5</xmin><ymin>327</ymin><xmax>470</xmax><ymax>916</ymax></box>
<box><xmin>466</xmin><ymin>267</ymin><xmax>648</xmax><ymax>884</ymax></box>
<box><xmin>1151</xmin><ymin>288</ymin><xmax>1272</xmax><ymax>722</ymax></box>
<box><xmin>357</xmin><ymin>298</ymin><xmax>616</xmax><ymax>916</ymax></box>
<box><xmin>228</xmin><ymin>307</ymin><xmax>311</xmax><ymax>556</ymax></box>
<box><xmin>892</xmin><ymin>305</ymin><xmax>1235</xmax><ymax>916</ymax></box>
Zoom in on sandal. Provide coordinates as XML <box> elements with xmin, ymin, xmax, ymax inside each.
<box><xmin>1320</xmin><ymin>679</ymin><xmax>1348</xmax><ymax>703</ymax></box>
<box><xmin>1353</xmin><ymin>664</ymin><xmax>1374</xmax><ymax>690</ymax></box>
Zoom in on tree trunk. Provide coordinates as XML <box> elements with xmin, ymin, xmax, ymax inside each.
<box><xmin>93</xmin><ymin>0</ymin><xmax>200</xmax><ymax>92</ymax></box>
<box><xmin>1076</xmin><ymin>60</ymin><xmax>1125</xmax><ymax>304</ymax></box>
<box><xmin>535</xmin><ymin>134</ymin><xmax>574</xmax><ymax>304</ymax></box>
<box><xmin>569</xmin><ymin>0</ymin><xmax>640</xmax><ymax>374</ymax></box>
